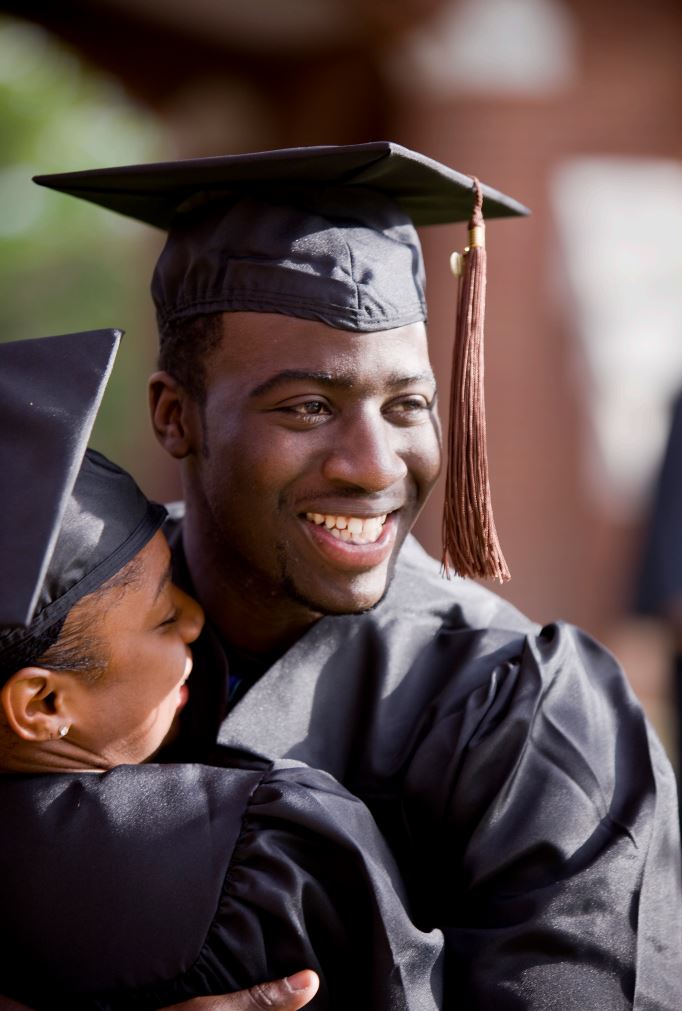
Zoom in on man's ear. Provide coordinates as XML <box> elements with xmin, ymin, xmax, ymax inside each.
<box><xmin>149</xmin><ymin>371</ymin><xmax>202</xmax><ymax>459</ymax></box>
<box><xmin>1</xmin><ymin>668</ymin><xmax>72</xmax><ymax>742</ymax></box>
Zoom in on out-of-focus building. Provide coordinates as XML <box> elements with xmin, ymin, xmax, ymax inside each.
<box><xmin>2</xmin><ymin>0</ymin><xmax>682</xmax><ymax>750</ymax></box>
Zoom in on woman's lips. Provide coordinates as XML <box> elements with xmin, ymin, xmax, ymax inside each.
<box><xmin>177</xmin><ymin>682</ymin><xmax>190</xmax><ymax>711</ymax></box>
<box><xmin>176</xmin><ymin>652</ymin><xmax>193</xmax><ymax>710</ymax></box>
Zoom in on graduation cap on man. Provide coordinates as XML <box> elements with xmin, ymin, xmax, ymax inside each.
<box><xmin>34</xmin><ymin>142</ymin><xmax>529</xmax><ymax>582</ymax></box>
<box><xmin>0</xmin><ymin>330</ymin><xmax>165</xmax><ymax>681</ymax></box>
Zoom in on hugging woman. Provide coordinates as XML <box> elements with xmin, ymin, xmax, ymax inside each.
<box><xmin>0</xmin><ymin>330</ymin><xmax>442</xmax><ymax>1011</ymax></box>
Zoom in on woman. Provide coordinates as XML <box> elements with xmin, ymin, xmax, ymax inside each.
<box><xmin>0</xmin><ymin>330</ymin><xmax>442</xmax><ymax>1010</ymax></box>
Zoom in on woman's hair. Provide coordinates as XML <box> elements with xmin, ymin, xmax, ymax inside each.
<box><xmin>1</xmin><ymin>550</ymin><xmax>145</xmax><ymax>684</ymax></box>
<box><xmin>34</xmin><ymin>608</ymin><xmax>106</xmax><ymax>683</ymax></box>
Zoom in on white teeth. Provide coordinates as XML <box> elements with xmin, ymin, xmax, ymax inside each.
<box><xmin>305</xmin><ymin>512</ymin><xmax>388</xmax><ymax>544</ymax></box>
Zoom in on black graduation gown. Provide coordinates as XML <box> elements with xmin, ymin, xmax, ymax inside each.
<box><xmin>165</xmin><ymin>513</ymin><xmax>682</xmax><ymax>1011</ymax></box>
<box><xmin>0</xmin><ymin>760</ymin><xmax>443</xmax><ymax>1010</ymax></box>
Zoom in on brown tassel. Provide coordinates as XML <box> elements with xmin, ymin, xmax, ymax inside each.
<box><xmin>441</xmin><ymin>178</ymin><xmax>510</xmax><ymax>582</ymax></box>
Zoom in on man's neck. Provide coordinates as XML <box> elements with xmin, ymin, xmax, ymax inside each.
<box><xmin>182</xmin><ymin>528</ymin><xmax>321</xmax><ymax>657</ymax></box>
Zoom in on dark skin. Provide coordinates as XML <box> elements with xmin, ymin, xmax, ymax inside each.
<box><xmin>150</xmin><ymin>311</ymin><xmax>441</xmax><ymax>657</ymax></box>
<box><xmin>0</xmin><ymin>972</ymin><xmax>319</xmax><ymax>1011</ymax></box>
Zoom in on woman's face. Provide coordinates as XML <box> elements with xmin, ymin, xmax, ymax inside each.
<box><xmin>61</xmin><ymin>530</ymin><xmax>204</xmax><ymax>767</ymax></box>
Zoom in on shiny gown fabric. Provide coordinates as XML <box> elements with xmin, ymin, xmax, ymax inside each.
<box><xmin>0</xmin><ymin>761</ymin><xmax>443</xmax><ymax>1009</ymax></box>
<box><xmin>164</xmin><ymin>514</ymin><xmax>682</xmax><ymax>1011</ymax></box>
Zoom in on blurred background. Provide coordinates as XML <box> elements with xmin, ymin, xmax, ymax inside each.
<box><xmin>1</xmin><ymin>0</ymin><xmax>681</xmax><ymax>765</ymax></box>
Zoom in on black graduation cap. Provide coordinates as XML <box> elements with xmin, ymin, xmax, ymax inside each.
<box><xmin>33</xmin><ymin>141</ymin><xmax>528</xmax><ymax>230</ymax></box>
<box><xmin>34</xmin><ymin>142</ymin><xmax>528</xmax><ymax>335</ymax></box>
<box><xmin>0</xmin><ymin>331</ymin><xmax>166</xmax><ymax>680</ymax></box>
<box><xmin>34</xmin><ymin>142</ymin><xmax>529</xmax><ymax>582</ymax></box>
<box><xmin>0</xmin><ymin>330</ymin><xmax>120</xmax><ymax>629</ymax></box>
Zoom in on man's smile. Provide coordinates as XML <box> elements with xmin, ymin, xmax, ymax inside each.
<box><xmin>305</xmin><ymin>512</ymin><xmax>388</xmax><ymax>544</ymax></box>
<box><xmin>299</xmin><ymin>509</ymin><xmax>399</xmax><ymax>571</ymax></box>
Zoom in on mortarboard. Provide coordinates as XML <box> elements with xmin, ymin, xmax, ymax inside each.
<box><xmin>34</xmin><ymin>142</ymin><xmax>530</xmax><ymax>582</ymax></box>
<box><xmin>0</xmin><ymin>330</ymin><xmax>166</xmax><ymax>680</ymax></box>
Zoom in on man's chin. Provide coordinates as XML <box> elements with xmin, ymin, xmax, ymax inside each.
<box><xmin>281</xmin><ymin>570</ymin><xmax>394</xmax><ymax>618</ymax></box>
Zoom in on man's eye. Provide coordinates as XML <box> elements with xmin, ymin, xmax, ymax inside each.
<box><xmin>291</xmin><ymin>401</ymin><xmax>328</xmax><ymax>414</ymax></box>
<box><xmin>278</xmin><ymin>400</ymin><xmax>331</xmax><ymax>422</ymax></box>
<box><xmin>385</xmin><ymin>396</ymin><xmax>433</xmax><ymax>418</ymax></box>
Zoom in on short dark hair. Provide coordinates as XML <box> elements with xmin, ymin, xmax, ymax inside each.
<box><xmin>157</xmin><ymin>312</ymin><xmax>225</xmax><ymax>402</ymax></box>
<box><xmin>5</xmin><ymin>550</ymin><xmax>145</xmax><ymax>685</ymax></box>
<box><xmin>35</xmin><ymin>610</ymin><xmax>106</xmax><ymax>683</ymax></box>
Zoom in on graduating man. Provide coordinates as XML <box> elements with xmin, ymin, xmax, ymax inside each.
<box><xmin>36</xmin><ymin>143</ymin><xmax>682</xmax><ymax>1008</ymax></box>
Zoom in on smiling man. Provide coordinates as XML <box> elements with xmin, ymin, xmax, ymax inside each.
<box><xmin>36</xmin><ymin>144</ymin><xmax>682</xmax><ymax>1009</ymax></box>
<box><xmin>156</xmin><ymin>313</ymin><xmax>440</xmax><ymax>654</ymax></box>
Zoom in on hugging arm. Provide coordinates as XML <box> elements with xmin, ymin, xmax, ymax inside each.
<box><xmin>161</xmin><ymin>972</ymin><xmax>319</xmax><ymax>1010</ymax></box>
<box><xmin>0</xmin><ymin>974</ymin><xmax>319</xmax><ymax>1011</ymax></box>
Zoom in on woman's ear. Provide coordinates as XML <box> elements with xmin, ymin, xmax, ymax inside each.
<box><xmin>149</xmin><ymin>371</ymin><xmax>201</xmax><ymax>459</ymax></box>
<box><xmin>1</xmin><ymin>668</ymin><xmax>72</xmax><ymax>742</ymax></box>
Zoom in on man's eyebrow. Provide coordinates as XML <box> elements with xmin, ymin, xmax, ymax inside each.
<box><xmin>388</xmin><ymin>371</ymin><xmax>437</xmax><ymax>389</ymax></box>
<box><xmin>248</xmin><ymin>370</ymin><xmax>348</xmax><ymax>398</ymax></box>
<box><xmin>248</xmin><ymin>369</ymin><xmax>436</xmax><ymax>399</ymax></box>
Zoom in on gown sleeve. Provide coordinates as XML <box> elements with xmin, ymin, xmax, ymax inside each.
<box><xmin>402</xmin><ymin>620</ymin><xmax>682</xmax><ymax>1009</ymax></box>
<box><xmin>72</xmin><ymin>764</ymin><xmax>444</xmax><ymax>1011</ymax></box>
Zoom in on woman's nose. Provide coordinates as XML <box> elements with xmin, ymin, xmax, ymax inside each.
<box><xmin>174</xmin><ymin>586</ymin><xmax>205</xmax><ymax>643</ymax></box>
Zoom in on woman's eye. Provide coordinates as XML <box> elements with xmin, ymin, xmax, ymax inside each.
<box><xmin>159</xmin><ymin>610</ymin><xmax>179</xmax><ymax>628</ymax></box>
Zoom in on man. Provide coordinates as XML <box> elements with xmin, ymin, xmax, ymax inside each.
<box><xmin>36</xmin><ymin>143</ymin><xmax>682</xmax><ymax>1008</ymax></box>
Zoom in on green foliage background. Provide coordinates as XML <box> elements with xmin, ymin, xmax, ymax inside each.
<box><xmin>0</xmin><ymin>15</ymin><xmax>174</xmax><ymax>491</ymax></box>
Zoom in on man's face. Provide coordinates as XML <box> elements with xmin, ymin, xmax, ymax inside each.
<box><xmin>186</xmin><ymin>311</ymin><xmax>441</xmax><ymax>617</ymax></box>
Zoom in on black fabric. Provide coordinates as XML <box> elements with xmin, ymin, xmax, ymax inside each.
<box><xmin>151</xmin><ymin>188</ymin><xmax>427</xmax><ymax>333</ymax></box>
<box><xmin>0</xmin><ymin>761</ymin><xmax>443</xmax><ymax>1010</ymax></box>
<box><xmin>0</xmin><ymin>330</ymin><xmax>121</xmax><ymax>628</ymax></box>
<box><xmin>163</xmin><ymin>516</ymin><xmax>682</xmax><ymax>1010</ymax></box>
<box><xmin>0</xmin><ymin>449</ymin><xmax>166</xmax><ymax>679</ymax></box>
<box><xmin>33</xmin><ymin>142</ymin><xmax>530</xmax><ymax>231</ymax></box>
<box><xmin>33</xmin><ymin>143</ymin><xmax>529</xmax><ymax>337</ymax></box>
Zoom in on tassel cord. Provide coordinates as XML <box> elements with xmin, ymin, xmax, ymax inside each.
<box><xmin>442</xmin><ymin>179</ymin><xmax>510</xmax><ymax>582</ymax></box>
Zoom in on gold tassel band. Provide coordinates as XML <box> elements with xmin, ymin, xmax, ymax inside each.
<box><xmin>468</xmin><ymin>223</ymin><xmax>485</xmax><ymax>249</ymax></box>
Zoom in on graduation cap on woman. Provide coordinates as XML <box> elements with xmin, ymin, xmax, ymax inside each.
<box><xmin>0</xmin><ymin>330</ymin><xmax>166</xmax><ymax>680</ymax></box>
<box><xmin>34</xmin><ymin>142</ymin><xmax>529</xmax><ymax>582</ymax></box>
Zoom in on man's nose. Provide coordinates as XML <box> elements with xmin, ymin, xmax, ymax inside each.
<box><xmin>320</xmin><ymin>410</ymin><xmax>408</xmax><ymax>492</ymax></box>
